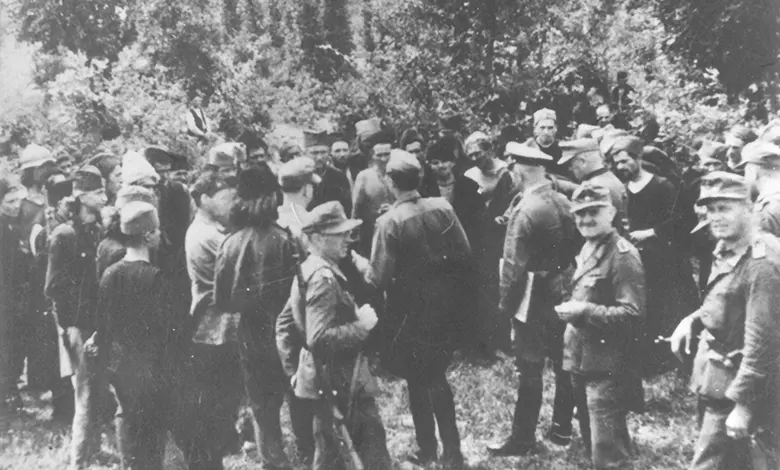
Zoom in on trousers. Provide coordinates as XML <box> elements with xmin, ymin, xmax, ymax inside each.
<box><xmin>407</xmin><ymin>372</ymin><xmax>462</xmax><ymax>460</ymax></box>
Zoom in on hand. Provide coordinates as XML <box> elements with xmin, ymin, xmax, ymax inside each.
<box><xmin>629</xmin><ymin>229</ymin><xmax>655</xmax><ymax>244</ymax></box>
<box><xmin>351</xmin><ymin>250</ymin><xmax>370</xmax><ymax>275</ymax></box>
<box><xmin>670</xmin><ymin>314</ymin><xmax>696</xmax><ymax>362</ymax></box>
<box><xmin>356</xmin><ymin>304</ymin><xmax>378</xmax><ymax>331</ymax></box>
<box><xmin>494</xmin><ymin>215</ymin><xmax>508</xmax><ymax>226</ymax></box>
<box><xmin>83</xmin><ymin>332</ymin><xmax>98</xmax><ymax>358</ymax></box>
<box><xmin>555</xmin><ymin>301</ymin><xmax>589</xmax><ymax>322</ymax></box>
<box><xmin>726</xmin><ymin>404</ymin><xmax>752</xmax><ymax>440</ymax></box>
<box><xmin>378</xmin><ymin>203</ymin><xmax>392</xmax><ymax>215</ymax></box>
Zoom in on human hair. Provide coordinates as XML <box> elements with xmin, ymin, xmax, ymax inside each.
<box><xmin>123</xmin><ymin>232</ymin><xmax>150</xmax><ymax>249</ymax></box>
<box><xmin>104</xmin><ymin>210</ymin><xmax>128</xmax><ymax>244</ymax></box>
<box><xmin>388</xmin><ymin>171</ymin><xmax>420</xmax><ymax>191</ymax></box>
<box><xmin>20</xmin><ymin>168</ymin><xmax>37</xmax><ymax>188</ymax></box>
<box><xmin>190</xmin><ymin>171</ymin><xmax>231</xmax><ymax>207</ymax></box>
<box><xmin>230</xmin><ymin>193</ymin><xmax>279</xmax><ymax>230</ymax></box>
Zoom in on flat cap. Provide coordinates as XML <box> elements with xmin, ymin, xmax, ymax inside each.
<box><xmin>597</xmin><ymin>128</ymin><xmax>631</xmax><ymax>157</ymax></box>
<box><xmin>737</xmin><ymin>141</ymin><xmax>780</xmax><ymax>168</ymax></box>
<box><xmin>279</xmin><ymin>157</ymin><xmax>322</xmax><ymax>191</ymax></box>
<box><xmin>120</xmin><ymin>201</ymin><xmax>159</xmax><ymax>236</ymax></box>
<box><xmin>303</xmin><ymin>130</ymin><xmax>329</xmax><ymax>149</ymax></box>
<box><xmin>301</xmin><ymin>201</ymin><xmax>361</xmax><ymax>235</ymax></box>
<box><xmin>571</xmin><ymin>183</ymin><xmax>613</xmax><ymax>212</ymax></box>
<box><xmin>696</xmin><ymin>171</ymin><xmax>750</xmax><ymax>206</ymax></box>
<box><xmin>386</xmin><ymin>149</ymin><xmax>421</xmax><ymax>174</ymax></box>
<box><xmin>504</xmin><ymin>142</ymin><xmax>552</xmax><ymax>165</ymax></box>
<box><xmin>208</xmin><ymin>142</ymin><xmax>246</xmax><ymax>168</ymax></box>
<box><xmin>73</xmin><ymin>165</ymin><xmax>104</xmax><ymax>192</ymax></box>
<box><xmin>533</xmin><ymin>108</ymin><xmax>557</xmax><ymax>126</ymax></box>
<box><xmin>19</xmin><ymin>144</ymin><xmax>55</xmax><ymax>170</ymax></box>
<box><xmin>697</xmin><ymin>140</ymin><xmax>729</xmax><ymax>163</ymax></box>
<box><xmin>558</xmin><ymin>139</ymin><xmax>600</xmax><ymax>165</ymax></box>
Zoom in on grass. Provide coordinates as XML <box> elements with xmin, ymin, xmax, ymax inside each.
<box><xmin>0</xmin><ymin>354</ymin><xmax>697</xmax><ymax>470</ymax></box>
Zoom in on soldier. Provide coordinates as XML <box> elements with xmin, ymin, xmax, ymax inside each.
<box><xmin>489</xmin><ymin>142</ymin><xmax>579</xmax><ymax>455</ymax></box>
<box><xmin>738</xmin><ymin>141</ymin><xmax>780</xmax><ymax>237</ymax></box>
<box><xmin>398</xmin><ymin>127</ymin><xmax>439</xmax><ymax>198</ymax></box>
<box><xmin>0</xmin><ymin>179</ymin><xmax>24</xmax><ymax>412</ymax></box>
<box><xmin>213</xmin><ymin>164</ymin><xmax>296</xmax><ymax>470</ymax></box>
<box><xmin>352</xmin><ymin>150</ymin><xmax>472</xmax><ymax>469</ymax></box>
<box><xmin>304</xmin><ymin>130</ymin><xmax>352</xmax><ymax>214</ymax></box>
<box><xmin>45</xmin><ymin>166</ymin><xmax>108</xmax><ymax>469</ymax></box>
<box><xmin>670</xmin><ymin>172</ymin><xmax>780</xmax><ymax>470</ymax></box>
<box><xmin>558</xmin><ymin>183</ymin><xmax>646</xmax><ymax>469</ymax></box>
<box><xmin>283</xmin><ymin>201</ymin><xmax>391</xmax><ymax>470</ymax></box>
<box><xmin>558</xmin><ymin>139</ymin><xmax>628</xmax><ymax>227</ymax></box>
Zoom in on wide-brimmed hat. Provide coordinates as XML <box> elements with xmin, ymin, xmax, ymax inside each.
<box><xmin>301</xmin><ymin>201</ymin><xmax>362</xmax><ymax>235</ymax></box>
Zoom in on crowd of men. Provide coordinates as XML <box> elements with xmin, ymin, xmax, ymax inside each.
<box><xmin>0</xmin><ymin>88</ymin><xmax>779</xmax><ymax>470</ymax></box>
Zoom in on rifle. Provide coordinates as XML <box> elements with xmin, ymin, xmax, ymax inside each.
<box><xmin>294</xmin><ymin>256</ymin><xmax>364</xmax><ymax>470</ymax></box>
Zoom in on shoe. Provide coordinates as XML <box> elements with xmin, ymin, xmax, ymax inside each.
<box><xmin>546</xmin><ymin>429</ymin><xmax>572</xmax><ymax>447</ymax></box>
<box><xmin>441</xmin><ymin>450</ymin><xmax>465</xmax><ymax>469</ymax></box>
<box><xmin>486</xmin><ymin>439</ymin><xmax>535</xmax><ymax>456</ymax></box>
<box><xmin>406</xmin><ymin>449</ymin><xmax>438</xmax><ymax>466</ymax></box>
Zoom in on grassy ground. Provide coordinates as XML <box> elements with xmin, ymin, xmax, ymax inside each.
<box><xmin>0</xmin><ymin>354</ymin><xmax>697</xmax><ymax>470</ymax></box>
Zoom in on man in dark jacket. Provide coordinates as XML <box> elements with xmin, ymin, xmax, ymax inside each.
<box><xmin>560</xmin><ymin>183</ymin><xmax>646</xmax><ymax>469</ymax></box>
<box><xmin>305</xmin><ymin>130</ymin><xmax>352</xmax><ymax>214</ymax></box>
<box><xmin>45</xmin><ymin>166</ymin><xmax>107</xmax><ymax>469</ymax></box>
<box><xmin>524</xmin><ymin>109</ymin><xmax>564</xmax><ymax>172</ymax></box>
<box><xmin>0</xmin><ymin>179</ymin><xmax>24</xmax><ymax>412</ymax></box>
<box><xmin>398</xmin><ymin>127</ymin><xmax>440</xmax><ymax>198</ymax></box>
<box><xmin>352</xmin><ymin>150</ymin><xmax>472</xmax><ymax>469</ymax></box>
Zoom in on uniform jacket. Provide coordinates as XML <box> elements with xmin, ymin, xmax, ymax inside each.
<box><xmin>310</xmin><ymin>165</ymin><xmax>353</xmax><ymax>215</ymax></box>
<box><xmin>368</xmin><ymin>192</ymin><xmax>474</xmax><ymax>378</ymax></box>
<box><xmin>690</xmin><ymin>233</ymin><xmax>780</xmax><ymax>436</ymax></box>
<box><xmin>44</xmin><ymin>221</ymin><xmax>101</xmax><ymax>331</ymax></box>
<box><xmin>500</xmin><ymin>182</ymin><xmax>578</xmax><ymax>316</ymax></box>
<box><xmin>288</xmin><ymin>255</ymin><xmax>377</xmax><ymax>401</ymax></box>
<box><xmin>754</xmin><ymin>190</ymin><xmax>780</xmax><ymax>238</ymax></box>
<box><xmin>563</xmin><ymin>231</ymin><xmax>646</xmax><ymax>374</ymax></box>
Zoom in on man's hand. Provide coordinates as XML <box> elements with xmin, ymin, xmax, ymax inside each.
<box><xmin>378</xmin><ymin>203</ymin><xmax>392</xmax><ymax>215</ymax></box>
<box><xmin>726</xmin><ymin>404</ymin><xmax>752</xmax><ymax>440</ymax></box>
<box><xmin>83</xmin><ymin>332</ymin><xmax>99</xmax><ymax>358</ymax></box>
<box><xmin>629</xmin><ymin>229</ymin><xmax>655</xmax><ymax>244</ymax></box>
<box><xmin>356</xmin><ymin>304</ymin><xmax>378</xmax><ymax>331</ymax></box>
<box><xmin>351</xmin><ymin>250</ymin><xmax>370</xmax><ymax>275</ymax></box>
<box><xmin>555</xmin><ymin>301</ymin><xmax>589</xmax><ymax>322</ymax></box>
<box><xmin>494</xmin><ymin>215</ymin><xmax>508</xmax><ymax>226</ymax></box>
<box><xmin>670</xmin><ymin>313</ymin><xmax>697</xmax><ymax>362</ymax></box>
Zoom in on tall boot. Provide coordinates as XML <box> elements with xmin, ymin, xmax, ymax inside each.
<box><xmin>430</xmin><ymin>376</ymin><xmax>463</xmax><ymax>469</ymax></box>
<box><xmin>548</xmin><ymin>363</ymin><xmax>574</xmax><ymax>445</ymax></box>
<box><xmin>487</xmin><ymin>370</ymin><xmax>543</xmax><ymax>456</ymax></box>
<box><xmin>407</xmin><ymin>380</ymin><xmax>438</xmax><ymax>464</ymax></box>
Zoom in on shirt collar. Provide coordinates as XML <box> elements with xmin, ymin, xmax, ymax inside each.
<box><xmin>713</xmin><ymin>237</ymin><xmax>751</xmax><ymax>268</ymax></box>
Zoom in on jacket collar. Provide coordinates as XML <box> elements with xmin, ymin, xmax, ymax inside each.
<box><xmin>302</xmin><ymin>254</ymin><xmax>347</xmax><ymax>282</ymax></box>
<box><xmin>394</xmin><ymin>190</ymin><xmax>420</xmax><ymax>206</ymax></box>
<box><xmin>573</xmin><ymin>230</ymin><xmax>616</xmax><ymax>283</ymax></box>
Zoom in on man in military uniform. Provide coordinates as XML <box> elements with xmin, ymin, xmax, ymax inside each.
<box><xmin>558</xmin><ymin>183</ymin><xmax>646</xmax><ymax>469</ymax></box>
<box><xmin>289</xmin><ymin>201</ymin><xmax>392</xmax><ymax>470</ymax></box>
<box><xmin>304</xmin><ymin>130</ymin><xmax>352</xmax><ymax>214</ymax></box>
<box><xmin>489</xmin><ymin>142</ymin><xmax>579</xmax><ymax>456</ymax></box>
<box><xmin>352</xmin><ymin>150</ymin><xmax>472</xmax><ymax>469</ymax></box>
<box><xmin>670</xmin><ymin>172</ymin><xmax>780</xmax><ymax>470</ymax></box>
<box><xmin>738</xmin><ymin>141</ymin><xmax>780</xmax><ymax>237</ymax></box>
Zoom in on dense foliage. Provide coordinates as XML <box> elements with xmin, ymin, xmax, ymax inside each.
<box><xmin>0</xmin><ymin>0</ymin><xmax>777</xmax><ymax>167</ymax></box>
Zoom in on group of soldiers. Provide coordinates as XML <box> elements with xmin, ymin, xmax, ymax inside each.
<box><xmin>0</xmin><ymin>104</ymin><xmax>779</xmax><ymax>470</ymax></box>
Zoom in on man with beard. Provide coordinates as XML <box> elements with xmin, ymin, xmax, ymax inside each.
<box><xmin>611</xmin><ymin>135</ymin><xmax>699</xmax><ymax>377</ymax></box>
<box><xmin>352</xmin><ymin>150</ymin><xmax>470</xmax><ymax>469</ymax></box>
<box><xmin>45</xmin><ymin>166</ymin><xmax>108</xmax><ymax>469</ymax></box>
<box><xmin>738</xmin><ymin>141</ymin><xmax>780</xmax><ymax>238</ymax></box>
<box><xmin>559</xmin><ymin>183</ymin><xmax>645</xmax><ymax>469</ymax></box>
<box><xmin>328</xmin><ymin>133</ymin><xmax>352</xmax><ymax>181</ymax></box>
<box><xmin>488</xmin><ymin>142</ymin><xmax>579</xmax><ymax>456</ymax></box>
<box><xmin>238</xmin><ymin>129</ymin><xmax>271</xmax><ymax>170</ymax></box>
<box><xmin>304</xmin><ymin>130</ymin><xmax>352</xmax><ymax>214</ymax></box>
<box><xmin>670</xmin><ymin>172</ymin><xmax>780</xmax><ymax>470</ymax></box>
<box><xmin>524</xmin><ymin>109</ymin><xmax>563</xmax><ymax>171</ymax></box>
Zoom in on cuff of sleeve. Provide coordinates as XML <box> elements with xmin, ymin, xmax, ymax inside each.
<box><xmin>725</xmin><ymin>367</ymin><xmax>766</xmax><ymax>409</ymax></box>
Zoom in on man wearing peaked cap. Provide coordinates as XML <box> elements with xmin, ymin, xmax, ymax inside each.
<box><xmin>670</xmin><ymin>170</ymin><xmax>780</xmax><ymax>470</ymax></box>
<box><xmin>351</xmin><ymin>144</ymin><xmax>473</xmax><ymax>468</ymax></box>
<box><xmin>207</xmin><ymin>142</ymin><xmax>245</xmax><ymax>180</ymax></box>
<box><xmin>739</xmin><ymin>141</ymin><xmax>780</xmax><ymax>237</ymax></box>
<box><xmin>489</xmin><ymin>138</ymin><xmax>580</xmax><ymax>456</ymax></box>
<box><xmin>559</xmin><ymin>139</ymin><xmax>628</xmax><ymax>227</ymax></box>
<box><xmin>559</xmin><ymin>182</ymin><xmax>645</xmax><ymax>469</ymax></box>
<box><xmin>523</xmin><ymin>108</ymin><xmax>564</xmax><ymax>173</ymax></box>
<box><xmin>697</xmin><ymin>140</ymin><xmax>730</xmax><ymax>173</ymax></box>
<box><xmin>304</xmin><ymin>130</ymin><xmax>353</xmax><ymax>215</ymax></box>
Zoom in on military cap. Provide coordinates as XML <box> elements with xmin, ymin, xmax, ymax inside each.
<box><xmin>607</xmin><ymin>135</ymin><xmax>644</xmax><ymax>159</ymax></box>
<box><xmin>237</xmin><ymin>163</ymin><xmax>278</xmax><ymax>200</ymax></box>
<box><xmin>504</xmin><ymin>141</ymin><xmax>552</xmax><ymax>165</ymax></box>
<box><xmin>303</xmin><ymin>130</ymin><xmax>329</xmax><ymax>149</ymax></box>
<box><xmin>697</xmin><ymin>140</ymin><xmax>729</xmax><ymax>164</ymax></box>
<box><xmin>301</xmin><ymin>200</ymin><xmax>361</xmax><ymax>235</ymax></box>
<box><xmin>120</xmin><ymin>201</ymin><xmax>159</xmax><ymax>236</ymax></box>
<box><xmin>122</xmin><ymin>150</ymin><xmax>160</xmax><ymax>186</ymax></box>
<box><xmin>759</xmin><ymin>120</ymin><xmax>780</xmax><ymax>146</ymax></box>
<box><xmin>208</xmin><ymin>142</ymin><xmax>246</xmax><ymax>168</ymax></box>
<box><xmin>73</xmin><ymin>165</ymin><xmax>104</xmax><ymax>192</ymax></box>
<box><xmin>279</xmin><ymin>157</ymin><xmax>322</xmax><ymax>191</ymax></box>
<box><xmin>533</xmin><ymin>108</ymin><xmax>557</xmax><ymax>126</ymax></box>
<box><xmin>87</xmin><ymin>152</ymin><xmax>120</xmax><ymax>180</ymax></box>
<box><xmin>386</xmin><ymin>149</ymin><xmax>421</xmax><ymax>175</ymax></box>
<box><xmin>19</xmin><ymin>144</ymin><xmax>55</xmax><ymax>170</ymax></box>
<box><xmin>696</xmin><ymin>171</ymin><xmax>750</xmax><ymax>206</ymax></box>
<box><xmin>737</xmin><ymin>141</ymin><xmax>780</xmax><ymax>168</ymax></box>
<box><xmin>571</xmin><ymin>183</ymin><xmax>613</xmax><ymax>213</ymax></box>
<box><xmin>116</xmin><ymin>185</ymin><xmax>156</xmax><ymax>209</ymax></box>
<box><xmin>558</xmin><ymin>139</ymin><xmax>601</xmax><ymax>165</ymax></box>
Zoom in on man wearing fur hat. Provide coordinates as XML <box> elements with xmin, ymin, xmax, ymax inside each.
<box><xmin>45</xmin><ymin>165</ymin><xmax>107</xmax><ymax>469</ymax></box>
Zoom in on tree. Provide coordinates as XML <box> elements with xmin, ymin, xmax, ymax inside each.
<box><xmin>322</xmin><ymin>0</ymin><xmax>353</xmax><ymax>56</ymax></box>
<box><xmin>299</xmin><ymin>0</ymin><xmax>322</xmax><ymax>72</ymax></box>
<box><xmin>655</xmin><ymin>0</ymin><xmax>780</xmax><ymax>97</ymax></box>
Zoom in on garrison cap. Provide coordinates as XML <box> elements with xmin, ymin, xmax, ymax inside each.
<box><xmin>120</xmin><ymin>201</ymin><xmax>159</xmax><ymax>236</ymax></box>
<box><xmin>208</xmin><ymin>142</ymin><xmax>246</xmax><ymax>168</ymax></box>
<box><xmin>386</xmin><ymin>149</ymin><xmax>421</xmax><ymax>175</ymax></box>
<box><xmin>558</xmin><ymin>139</ymin><xmax>601</xmax><ymax>165</ymax></box>
<box><xmin>115</xmin><ymin>185</ymin><xmax>156</xmax><ymax>209</ymax></box>
<box><xmin>303</xmin><ymin>130</ymin><xmax>329</xmax><ymax>149</ymax></box>
<box><xmin>73</xmin><ymin>165</ymin><xmax>104</xmax><ymax>192</ymax></box>
<box><xmin>571</xmin><ymin>183</ymin><xmax>613</xmax><ymax>213</ymax></box>
<box><xmin>696</xmin><ymin>171</ymin><xmax>750</xmax><ymax>206</ymax></box>
<box><xmin>737</xmin><ymin>141</ymin><xmax>780</xmax><ymax>169</ymax></box>
<box><xmin>19</xmin><ymin>144</ymin><xmax>55</xmax><ymax>170</ymax></box>
<box><xmin>279</xmin><ymin>157</ymin><xmax>322</xmax><ymax>191</ymax></box>
<box><xmin>533</xmin><ymin>108</ymin><xmax>557</xmax><ymax>126</ymax></box>
<box><xmin>504</xmin><ymin>142</ymin><xmax>552</xmax><ymax>165</ymax></box>
<box><xmin>301</xmin><ymin>201</ymin><xmax>361</xmax><ymax>235</ymax></box>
